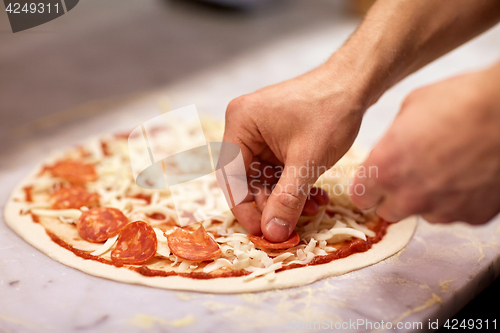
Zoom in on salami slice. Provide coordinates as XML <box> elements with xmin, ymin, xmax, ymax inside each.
<box><xmin>50</xmin><ymin>161</ymin><xmax>97</xmax><ymax>183</ymax></box>
<box><xmin>167</xmin><ymin>225</ymin><xmax>221</xmax><ymax>261</ymax></box>
<box><xmin>77</xmin><ymin>207</ymin><xmax>128</xmax><ymax>243</ymax></box>
<box><xmin>248</xmin><ymin>230</ymin><xmax>300</xmax><ymax>250</ymax></box>
<box><xmin>52</xmin><ymin>186</ymin><xmax>99</xmax><ymax>209</ymax></box>
<box><xmin>111</xmin><ymin>221</ymin><xmax>157</xmax><ymax>265</ymax></box>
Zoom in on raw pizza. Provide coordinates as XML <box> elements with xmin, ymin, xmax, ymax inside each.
<box><xmin>4</xmin><ymin>118</ymin><xmax>417</xmax><ymax>293</ymax></box>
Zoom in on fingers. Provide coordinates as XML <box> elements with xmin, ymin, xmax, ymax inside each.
<box><xmin>252</xmin><ymin>161</ymin><xmax>277</xmax><ymax>213</ymax></box>
<box><xmin>350</xmin><ymin>145</ymin><xmax>408</xmax><ymax>221</ymax></box>
<box><xmin>225</xmin><ymin>157</ymin><xmax>263</xmax><ymax>236</ymax></box>
<box><xmin>350</xmin><ymin>138</ymin><xmax>405</xmax><ymax>219</ymax></box>
<box><xmin>309</xmin><ymin>187</ymin><xmax>330</xmax><ymax>206</ymax></box>
<box><xmin>301</xmin><ymin>187</ymin><xmax>329</xmax><ymax>216</ymax></box>
<box><xmin>421</xmin><ymin>189</ymin><xmax>500</xmax><ymax>225</ymax></box>
<box><xmin>301</xmin><ymin>198</ymin><xmax>319</xmax><ymax>216</ymax></box>
<box><xmin>254</xmin><ymin>162</ymin><xmax>325</xmax><ymax>217</ymax></box>
<box><xmin>221</xmin><ymin>120</ymin><xmax>254</xmax><ymax>173</ymax></box>
<box><xmin>222</xmin><ymin>99</ymin><xmax>265</xmax><ymax>235</ymax></box>
<box><xmin>231</xmin><ymin>201</ymin><xmax>263</xmax><ymax>235</ymax></box>
<box><xmin>350</xmin><ymin>165</ymin><xmax>385</xmax><ymax>210</ymax></box>
<box><xmin>374</xmin><ymin>196</ymin><xmax>409</xmax><ymax>222</ymax></box>
<box><xmin>260</xmin><ymin>156</ymin><xmax>320</xmax><ymax>242</ymax></box>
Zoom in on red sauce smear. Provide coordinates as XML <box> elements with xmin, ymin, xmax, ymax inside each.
<box><xmin>130</xmin><ymin>266</ymin><xmax>177</xmax><ymax>277</ymax></box>
<box><xmin>45</xmin><ymin>230</ymin><xmax>122</xmax><ymax>267</ymax></box>
<box><xmin>44</xmin><ymin>217</ymin><xmax>390</xmax><ymax>279</ymax></box>
<box><xmin>31</xmin><ymin>214</ymin><xmax>40</xmax><ymax>223</ymax></box>
<box><xmin>23</xmin><ymin>186</ymin><xmax>33</xmax><ymax>203</ymax></box>
<box><xmin>132</xmin><ymin>194</ymin><xmax>151</xmax><ymax>205</ymax></box>
<box><xmin>100</xmin><ymin>141</ymin><xmax>111</xmax><ymax>157</ymax></box>
<box><xmin>130</xmin><ymin>267</ymin><xmax>250</xmax><ymax>279</ymax></box>
<box><xmin>147</xmin><ymin>213</ymin><xmax>165</xmax><ymax>220</ymax></box>
<box><xmin>179</xmin><ymin>270</ymin><xmax>250</xmax><ymax>279</ymax></box>
<box><xmin>276</xmin><ymin>220</ymin><xmax>390</xmax><ymax>272</ymax></box>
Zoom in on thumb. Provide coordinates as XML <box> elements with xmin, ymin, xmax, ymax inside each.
<box><xmin>261</xmin><ymin>157</ymin><xmax>319</xmax><ymax>242</ymax></box>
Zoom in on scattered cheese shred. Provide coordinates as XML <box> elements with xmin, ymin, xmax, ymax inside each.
<box><xmin>243</xmin><ymin>262</ymin><xmax>283</xmax><ymax>281</ymax></box>
<box><xmin>345</xmin><ymin>216</ymin><xmax>376</xmax><ymax>237</ymax></box>
<box><xmin>91</xmin><ymin>235</ymin><xmax>118</xmax><ymax>256</ymax></box>
<box><xmin>31</xmin><ymin>208</ymin><xmax>82</xmax><ymax>220</ymax></box>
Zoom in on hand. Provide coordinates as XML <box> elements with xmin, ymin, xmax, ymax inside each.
<box><xmin>351</xmin><ymin>65</ymin><xmax>500</xmax><ymax>224</ymax></box>
<box><xmin>222</xmin><ymin>61</ymin><xmax>368</xmax><ymax>242</ymax></box>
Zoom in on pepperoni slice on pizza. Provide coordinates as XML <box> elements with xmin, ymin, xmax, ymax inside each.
<box><xmin>51</xmin><ymin>185</ymin><xmax>100</xmax><ymax>209</ymax></box>
<box><xmin>167</xmin><ymin>224</ymin><xmax>221</xmax><ymax>261</ymax></box>
<box><xmin>76</xmin><ymin>207</ymin><xmax>128</xmax><ymax>243</ymax></box>
<box><xmin>49</xmin><ymin>161</ymin><xmax>97</xmax><ymax>183</ymax></box>
<box><xmin>248</xmin><ymin>231</ymin><xmax>300</xmax><ymax>250</ymax></box>
<box><xmin>111</xmin><ymin>221</ymin><xmax>157</xmax><ymax>265</ymax></box>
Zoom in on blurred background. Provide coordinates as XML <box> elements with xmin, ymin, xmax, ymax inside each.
<box><xmin>0</xmin><ymin>0</ymin><xmax>370</xmax><ymax>157</ymax></box>
<box><xmin>1</xmin><ymin>0</ymin><xmax>498</xmax><ymax>330</ymax></box>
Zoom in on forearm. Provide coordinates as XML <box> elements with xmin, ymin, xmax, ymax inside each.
<box><xmin>327</xmin><ymin>0</ymin><xmax>500</xmax><ymax>109</ymax></box>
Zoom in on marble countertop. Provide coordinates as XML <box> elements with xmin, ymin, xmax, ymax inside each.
<box><xmin>1</xmin><ymin>20</ymin><xmax>500</xmax><ymax>333</ymax></box>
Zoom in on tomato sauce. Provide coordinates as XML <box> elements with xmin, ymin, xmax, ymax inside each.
<box><xmin>23</xmin><ymin>186</ymin><xmax>33</xmax><ymax>203</ymax></box>
<box><xmin>147</xmin><ymin>213</ymin><xmax>166</xmax><ymax>220</ymax></box>
<box><xmin>31</xmin><ymin>214</ymin><xmax>40</xmax><ymax>223</ymax></box>
<box><xmin>100</xmin><ymin>141</ymin><xmax>111</xmax><ymax>157</ymax></box>
<box><xmin>44</xmin><ymin>217</ymin><xmax>390</xmax><ymax>279</ymax></box>
<box><xmin>131</xmin><ymin>194</ymin><xmax>151</xmax><ymax>205</ymax></box>
<box><xmin>46</xmin><ymin>230</ymin><xmax>122</xmax><ymax>267</ymax></box>
<box><xmin>277</xmin><ymin>220</ymin><xmax>389</xmax><ymax>272</ymax></box>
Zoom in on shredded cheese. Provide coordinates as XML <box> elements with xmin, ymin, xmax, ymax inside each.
<box><xmin>31</xmin><ymin>208</ymin><xmax>82</xmax><ymax>220</ymax></box>
<box><xmin>91</xmin><ymin>235</ymin><xmax>118</xmax><ymax>256</ymax></box>
<box><xmin>345</xmin><ymin>216</ymin><xmax>376</xmax><ymax>237</ymax></box>
<box><xmin>243</xmin><ymin>262</ymin><xmax>283</xmax><ymax>281</ymax></box>
<box><xmin>23</xmin><ymin>119</ymin><xmax>378</xmax><ymax>282</ymax></box>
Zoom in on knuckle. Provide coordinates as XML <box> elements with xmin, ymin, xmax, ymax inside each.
<box><xmin>227</xmin><ymin>94</ymin><xmax>253</xmax><ymax>111</ymax></box>
<box><xmin>368</xmin><ymin>146</ymin><xmax>402</xmax><ymax>190</ymax></box>
<box><xmin>225</xmin><ymin>99</ymin><xmax>241</xmax><ymax>118</ymax></box>
<box><xmin>226</xmin><ymin>96</ymin><xmax>248</xmax><ymax>117</ymax></box>
<box><xmin>276</xmin><ymin>191</ymin><xmax>302</xmax><ymax>212</ymax></box>
<box><xmin>396</xmin><ymin>192</ymin><xmax>428</xmax><ymax>216</ymax></box>
<box><xmin>401</xmin><ymin>88</ymin><xmax>425</xmax><ymax>109</ymax></box>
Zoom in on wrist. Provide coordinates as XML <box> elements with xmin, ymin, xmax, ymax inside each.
<box><xmin>321</xmin><ymin>33</ymin><xmax>416</xmax><ymax>114</ymax></box>
<box><xmin>320</xmin><ymin>48</ymin><xmax>392</xmax><ymax>114</ymax></box>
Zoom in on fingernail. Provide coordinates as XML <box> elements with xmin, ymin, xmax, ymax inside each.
<box><xmin>264</xmin><ymin>218</ymin><xmax>292</xmax><ymax>242</ymax></box>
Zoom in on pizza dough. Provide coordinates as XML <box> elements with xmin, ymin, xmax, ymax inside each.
<box><xmin>3</xmin><ymin>120</ymin><xmax>417</xmax><ymax>293</ymax></box>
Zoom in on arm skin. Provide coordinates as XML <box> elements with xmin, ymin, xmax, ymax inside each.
<box><xmin>222</xmin><ymin>0</ymin><xmax>500</xmax><ymax>242</ymax></box>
